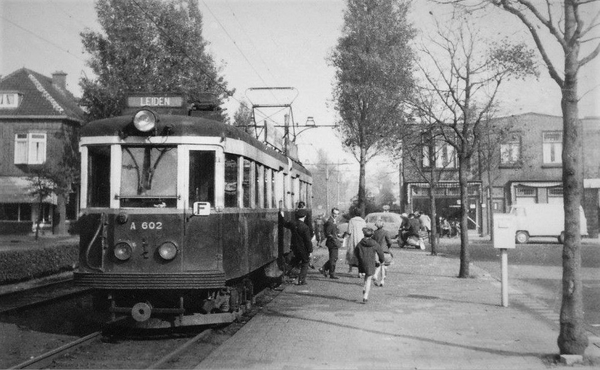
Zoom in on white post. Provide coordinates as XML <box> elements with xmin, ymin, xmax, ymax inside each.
<box><xmin>501</xmin><ymin>248</ymin><xmax>508</xmax><ymax>307</ymax></box>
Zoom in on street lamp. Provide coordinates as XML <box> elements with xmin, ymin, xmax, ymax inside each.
<box><xmin>294</xmin><ymin>117</ymin><xmax>337</xmax><ymax>141</ymax></box>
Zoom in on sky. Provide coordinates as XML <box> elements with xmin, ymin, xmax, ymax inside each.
<box><xmin>1</xmin><ymin>0</ymin><xmax>599</xmax><ymax>203</ymax></box>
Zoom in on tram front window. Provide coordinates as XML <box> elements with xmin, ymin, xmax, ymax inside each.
<box><xmin>120</xmin><ymin>146</ymin><xmax>177</xmax><ymax>208</ymax></box>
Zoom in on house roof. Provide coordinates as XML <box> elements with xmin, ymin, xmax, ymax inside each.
<box><xmin>0</xmin><ymin>68</ymin><xmax>84</xmax><ymax>123</ymax></box>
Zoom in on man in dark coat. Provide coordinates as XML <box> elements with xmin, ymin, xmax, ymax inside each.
<box><xmin>280</xmin><ymin>208</ymin><xmax>313</xmax><ymax>285</ymax></box>
<box><xmin>319</xmin><ymin>207</ymin><xmax>341</xmax><ymax>279</ymax></box>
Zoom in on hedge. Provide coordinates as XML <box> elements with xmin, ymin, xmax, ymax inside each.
<box><xmin>0</xmin><ymin>242</ymin><xmax>79</xmax><ymax>284</ymax></box>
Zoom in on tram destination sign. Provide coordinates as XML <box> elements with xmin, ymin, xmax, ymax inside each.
<box><xmin>127</xmin><ymin>94</ymin><xmax>185</xmax><ymax>108</ymax></box>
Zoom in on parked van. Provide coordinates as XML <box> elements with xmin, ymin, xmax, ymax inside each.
<box><xmin>509</xmin><ymin>203</ymin><xmax>588</xmax><ymax>244</ymax></box>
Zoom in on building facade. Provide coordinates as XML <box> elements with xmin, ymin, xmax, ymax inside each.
<box><xmin>401</xmin><ymin>113</ymin><xmax>600</xmax><ymax>238</ymax></box>
<box><xmin>0</xmin><ymin>68</ymin><xmax>84</xmax><ymax>234</ymax></box>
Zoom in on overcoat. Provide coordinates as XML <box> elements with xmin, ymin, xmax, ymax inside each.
<box><xmin>354</xmin><ymin>237</ymin><xmax>385</xmax><ymax>276</ymax></box>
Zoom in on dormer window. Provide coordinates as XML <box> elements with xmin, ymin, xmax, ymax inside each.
<box><xmin>0</xmin><ymin>92</ymin><xmax>22</xmax><ymax>109</ymax></box>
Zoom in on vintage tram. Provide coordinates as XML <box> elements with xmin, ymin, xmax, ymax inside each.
<box><xmin>74</xmin><ymin>94</ymin><xmax>312</xmax><ymax>327</ymax></box>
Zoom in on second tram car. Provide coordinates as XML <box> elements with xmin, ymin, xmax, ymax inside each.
<box><xmin>74</xmin><ymin>94</ymin><xmax>312</xmax><ymax>327</ymax></box>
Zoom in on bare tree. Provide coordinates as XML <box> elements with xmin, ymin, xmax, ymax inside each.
<box><xmin>490</xmin><ymin>0</ymin><xmax>600</xmax><ymax>356</ymax></box>
<box><xmin>414</xmin><ymin>18</ymin><xmax>537</xmax><ymax>277</ymax></box>
<box><xmin>439</xmin><ymin>0</ymin><xmax>600</xmax><ymax>355</ymax></box>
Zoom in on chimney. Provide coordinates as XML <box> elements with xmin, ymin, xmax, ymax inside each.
<box><xmin>52</xmin><ymin>71</ymin><xmax>67</xmax><ymax>90</ymax></box>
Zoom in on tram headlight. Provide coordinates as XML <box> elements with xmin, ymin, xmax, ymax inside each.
<box><xmin>133</xmin><ymin>109</ymin><xmax>157</xmax><ymax>132</ymax></box>
<box><xmin>158</xmin><ymin>242</ymin><xmax>178</xmax><ymax>261</ymax></box>
<box><xmin>114</xmin><ymin>242</ymin><xmax>132</xmax><ymax>261</ymax></box>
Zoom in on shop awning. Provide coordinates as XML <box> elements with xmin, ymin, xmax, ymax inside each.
<box><xmin>406</xmin><ymin>181</ymin><xmax>482</xmax><ymax>188</ymax></box>
<box><xmin>512</xmin><ymin>181</ymin><xmax>562</xmax><ymax>188</ymax></box>
<box><xmin>0</xmin><ymin>177</ymin><xmax>57</xmax><ymax>204</ymax></box>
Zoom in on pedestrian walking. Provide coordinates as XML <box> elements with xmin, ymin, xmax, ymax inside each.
<box><xmin>354</xmin><ymin>227</ymin><xmax>385</xmax><ymax>304</ymax></box>
<box><xmin>398</xmin><ymin>213</ymin><xmax>409</xmax><ymax>248</ymax></box>
<box><xmin>440</xmin><ymin>217</ymin><xmax>451</xmax><ymax>238</ymax></box>
<box><xmin>344</xmin><ymin>208</ymin><xmax>365</xmax><ymax>277</ymax></box>
<box><xmin>418</xmin><ymin>211</ymin><xmax>432</xmax><ymax>243</ymax></box>
<box><xmin>372</xmin><ymin>219</ymin><xmax>393</xmax><ymax>287</ymax></box>
<box><xmin>314</xmin><ymin>214</ymin><xmax>325</xmax><ymax>248</ymax></box>
<box><xmin>319</xmin><ymin>207</ymin><xmax>341</xmax><ymax>279</ymax></box>
<box><xmin>280</xmin><ymin>208</ymin><xmax>313</xmax><ymax>285</ymax></box>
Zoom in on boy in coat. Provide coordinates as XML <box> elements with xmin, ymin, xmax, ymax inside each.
<box><xmin>354</xmin><ymin>227</ymin><xmax>385</xmax><ymax>303</ymax></box>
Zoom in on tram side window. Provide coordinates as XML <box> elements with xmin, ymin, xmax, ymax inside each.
<box><xmin>255</xmin><ymin>163</ymin><xmax>262</xmax><ymax>208</ymax></box>
<box><xmin>243</xmin><ymin>158</ymin><xmax>251</xmax><ymax>208</ymax></box>
<box><xmin>264</xmin><ymin>166</ymin><xmax>269</xmax><ymax>208</ymax></box>
<box><xmin>271</xmin><ymin>169</ymin><xmax>276</xmax><ymax>208</ymax></box>
<box><xmin>299</xmin><ymin>181</ymin><xmax>306</xmax><ymax>207</ymax></box>
<box><xmin>224</xmin><ymin>154</ymin><xmax>238</xmax><ymax>208</ymax></box>
<box><xmin>189</xmin><ymin>151</ymin><xmax>215</xmax><ymax>206</ymax></box>
<box><xmin>88</xmin><ymin>146</ymin><xmax>111</xmax><ymax>207</ymax></box>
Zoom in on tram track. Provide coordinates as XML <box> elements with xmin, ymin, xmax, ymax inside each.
<box><xmin>2</xmin><ymin>284</ymin><xmax>282</xmax><ymax>369</ymax></box>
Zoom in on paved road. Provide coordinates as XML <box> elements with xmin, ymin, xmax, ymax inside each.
<box><xmin>431</xmin><ymin>235</ymin><xmax>600</xmax><ymax>336</ymax></box>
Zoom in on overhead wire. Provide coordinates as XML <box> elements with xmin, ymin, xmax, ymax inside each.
<box><xmin>132</xmin><ymin>0</ymin><xmax>282</xmax><ymax>125</ymax></box>
<box><xmin>0</xmin><ymin>15</ymin><xmax>87</xmax><ymax>63</ymax></box>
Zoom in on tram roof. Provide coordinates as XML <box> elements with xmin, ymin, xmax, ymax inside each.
<box><xmin>80</xmin><ymin>114</ymin><xmax>311</xmax><ymax>177</ymax></box>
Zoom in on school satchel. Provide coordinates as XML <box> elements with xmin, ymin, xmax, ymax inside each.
<box><xmin>383</xmin><ymin>252</ymin><xmax>393</xmax><ymax>266</ymax></box>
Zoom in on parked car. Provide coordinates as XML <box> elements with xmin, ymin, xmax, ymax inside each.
<box><xmin>365</xmin><ymin>212</ymin><xmax>402</xmax><ymax>239</ymax></box>
<box><xmin>509</xmin><ymin>203</ymin><xmax>588</xmax><ymax>244</ymax></box>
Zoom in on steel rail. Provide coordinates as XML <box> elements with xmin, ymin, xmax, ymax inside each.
<box><xmin>146</xmin><ymin>329</ymin><xmax>213</xmax><ymax>369</ymax></box>
<box><xmin>9</xmin><ymin>331</ymin><xmax>102</xmax><ymax>369</ymax></box>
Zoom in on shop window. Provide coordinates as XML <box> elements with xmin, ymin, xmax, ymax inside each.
<box><xmin>0</xmin><ymin>203</ymin><xmax>32</xmax><ymax>221</ymax></box>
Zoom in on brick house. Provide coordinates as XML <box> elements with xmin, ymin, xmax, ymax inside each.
<box><xmin>0</xmin><ymin>68</ymin><xmax>84</xmax><ymax>234</ymax></box>
<box><xmin>401</xmin><ymin>112</ymin><xmax>600</xmax><ymax>238</ymax></box>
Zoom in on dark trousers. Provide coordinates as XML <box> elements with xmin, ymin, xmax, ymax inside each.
<box><xmin>321</xmin><ymin>247</ymin><xmax>339</xmax><ymax>277</ymax></box>
<box><xmin>298</xmin><ymin>260</ymin><xmax>309</xmax><ymax>283</ymax></box>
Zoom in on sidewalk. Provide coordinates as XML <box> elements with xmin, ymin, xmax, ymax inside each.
<box><xmin>197</xmin><ymin>245</ymin><xmax>600</xmax><ymax>369</ymax></box>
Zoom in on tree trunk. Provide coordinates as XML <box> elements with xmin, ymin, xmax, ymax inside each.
<box><xmin>54</xmin><ymin>193</ymin><xmax>67</xmax><ymax>235</ymax></box>
<box><xmin>429</xmin><ymin>185</ymin><xmax>438</xmax><ymax>256</ymax></box>
<box><xmin>557</xmin><ymin>7</ymin><xmax>587</xmax><ymax>352</ymax></box>
<box><xmin>458</xmin><ymin>155</ymin><xmax>470</xmax><ymax>278</ymax></box>
<box><xmin>35</xmin><ymin>198</ymin><xmax>42</xmax><ymax>241</ymax></box>
<box><xmin>358</xmin><ymin>147</ymin><xmax>367</xmax><ymax>217</ymax></box>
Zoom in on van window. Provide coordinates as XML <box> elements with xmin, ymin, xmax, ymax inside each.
<box><xmin>511</xmin><ymin>207</ymin><xmax>526</xmax><ymax>217</ymax></box>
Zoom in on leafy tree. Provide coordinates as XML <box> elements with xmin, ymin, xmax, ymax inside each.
<box><xmin>373</xmin><ymin>171</ymin><xmax>396</xmax><ymax>210</ymax></box>
<box><xmin>233</xmin><ymin>100</ymin><xmax>254</xmax><ymax>128</ymax></box>
<box><xmin>329</xmin><ymin>0</ymin><xmax>416</xmax><ymax>216</ymax></box>
<box><xmin>26</xmin><ymin>126</ymin><xmax>80</xmax><ymax>237</ymax></box>
<box><xmin>28</xmin><ymin>166</ymin><xmax>58</xmax><ymax>240</ymax></box>
<box><xmin>79</xmin><ymin>0</ymin><xmax>232</xmax><ymax>121</ymax></box>
<box><xmin>414</xmin><ymin>19</ymin><xmax>537</xmax><ymax>277</ymax></box>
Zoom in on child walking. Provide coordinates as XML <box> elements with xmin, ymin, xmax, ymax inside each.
<box><xmin>354</xmin><ymin>227</ymin><xmax>385</xmax><ymax>304</ymax></box>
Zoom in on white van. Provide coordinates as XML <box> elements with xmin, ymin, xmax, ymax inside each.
<box><xmin>509</xmin><ymin>203</ymin><xmax>588</xmax><ymax>244</ymax></box>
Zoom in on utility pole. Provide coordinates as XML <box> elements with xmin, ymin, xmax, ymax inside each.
<box><xmin>325</xmin><ymin>164</ymin><xmax>329</xmax><ymax>213</ymax></box>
